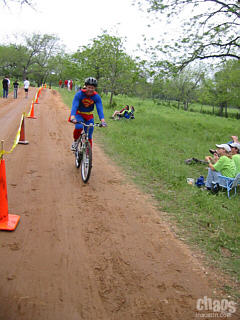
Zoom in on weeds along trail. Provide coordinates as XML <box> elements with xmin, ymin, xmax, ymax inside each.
<box><xmin>0</xmin><ymin>89</ymin><xmax>239</xmax><ymax>320</ymax></box>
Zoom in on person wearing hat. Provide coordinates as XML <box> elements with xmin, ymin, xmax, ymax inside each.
<box><xmin>205</xmin><ymin>144</ymin><xmax>236</xmax><ymax>189</ymax></box>
<box><xmin>229</xmin><ymin>142</ymin><xmax>240</xmax><ymax>174</ymax></box>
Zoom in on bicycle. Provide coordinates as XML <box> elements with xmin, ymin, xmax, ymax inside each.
<box><xmin>71</xmin><ymin>121</ymin><xmax>103</xmax><ymax>183</ymax></box>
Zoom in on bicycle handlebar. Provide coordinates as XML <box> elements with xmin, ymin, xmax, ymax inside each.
<box><xmin>70</xmin><ymin>120</ymin><xmax>105</xmax><ymax>127</ymax></box>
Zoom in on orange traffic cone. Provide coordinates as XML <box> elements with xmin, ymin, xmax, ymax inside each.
<box><xmin>18</xmin><ymin>116</ymin><xmax>29</xmax><ymax>145</ymax></box>
<box><xmin>0</xmin><ymin>159</ymin><xmax>20</xmax><ymax>231</ymax></box>
<box><xmin>35</xmin><ymin>93</ymin><xmax>39</xmax><ymax>104</ymax></box>
<box><xmin>27</xmin><ymin>101</ymin><xmax>37</xmax><ymax>119</ymax></box>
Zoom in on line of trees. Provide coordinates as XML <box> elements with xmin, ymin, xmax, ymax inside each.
<box><xmin>151</xmin><ymin>60</ymin><xmax>240</xmax><ymax>117</ymax></box>
<box><xmin>0</xmin><ymin>32</ymin><xmax>150</xmax><ymax>107</ymax></box>
<box><xmin>0</xmin><ymin>30</ymin><xmax>239</xmax><ymax>114</ymax></box>
<box><xmin>0</xmin><ymin>33</ymin><xmax>62</xmax><ymax>86</ymax></box>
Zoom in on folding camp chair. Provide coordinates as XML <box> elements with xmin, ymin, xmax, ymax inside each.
<box><xmin>217</xmin><ymin>173</ymin><xmax>240</xmax><ymax>199</ymax></box>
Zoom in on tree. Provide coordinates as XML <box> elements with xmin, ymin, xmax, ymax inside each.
<box><xmin>21</xmin><ymin>33</ymin><xmax>61</xmax><ymax>81</ymax></box>
<box><xmin>152</xmin><ymin>67</ymin><xmax>204</xmax><ymax>109</ymax></box>
<box><xmin>138</xmin><ymin>0</ymin><xmax>240</xmax><ymax>69</ymax></box>
<box><xmin>0</xmin><ymin>45</ymin><xmax>21</xmax><ymax>77</ymax></box>
<box><xmin>72</xmin><ymin>33</ymin><xmax>143</xmax><ymax>107</ymax></box>
<box><xmin>213</xmin><ymin>59</ymin><xmax>240</xmax><ymax>116</ymax></box>
<box><xmin>0</xmin><ymin>33</ymin><xmax>62</xmax><ymax>83</ymax></box>
<box><xmin>191</xmin><ymin>60</ymin><xmax>240</xmax><ymax>117</ymax></box>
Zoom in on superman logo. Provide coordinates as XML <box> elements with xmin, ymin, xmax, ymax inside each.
<box><xmin>82</xmin><ymin>98</ymin><xmax>94</xmax><ymax>108</ymax></box>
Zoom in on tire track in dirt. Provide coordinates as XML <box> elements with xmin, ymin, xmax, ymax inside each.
<box><xmin>0</xmin><ymin>89</ymin><xmax>238</xmax><ymax>320</ymax></box>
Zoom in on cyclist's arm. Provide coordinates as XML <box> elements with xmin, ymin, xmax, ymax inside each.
<box><xmin>71</xmin><ymin>92</ymin><xmax>81</xmax><ymax>118</ymax></box>
<box><xmin>95</xmin><ymin>95</ymin><xmax>105</xmax><ymax>121</ymax></box>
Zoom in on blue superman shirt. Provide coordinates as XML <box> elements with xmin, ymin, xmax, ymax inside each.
<box><xmin>70</xmin><ymin>89</ymin><xmax>104</xmax><ymax>121</ymax></box>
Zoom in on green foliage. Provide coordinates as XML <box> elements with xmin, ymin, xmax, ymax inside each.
<box><xmin>152</xmin><ymin>66</ymin><xmax>203</xmax><ymax>109</ymax></box>
<box><xmin>214</xmin><ymin>60</ymin><xmax>240</xmax><ymax>107</ymax></box>
<box><xmin>70</xmin><ymin>32</ymin><xmax>147</xmax><ymax>106</ymax></box>
<box><xmin>151</xmin><ymin>60</ymin><xmax>240</xmax><ymax>117</ymax></box>
<box><xmin>0</xmin><ymin>33</ymin><xmax>61</xmax><ymax>83</ymax></box>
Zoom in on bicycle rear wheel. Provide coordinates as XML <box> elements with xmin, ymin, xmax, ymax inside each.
<box><xmin>81</xmin><ymin>141</ymin><xmax>92</xmax><ymax>183</ymax></box>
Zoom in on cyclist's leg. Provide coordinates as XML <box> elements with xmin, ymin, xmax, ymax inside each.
<box><xmin>74</xmin><ymin>115</ymin><xmax>84</xmax><ymax>139</ymax></box>
<box><xmin>84</xmin><ymin>118</ymin><xmax>94</xmax><ymax>147</ymax></box>
<box><xmin>71</xmin><ymin>115</ymin><xmax>84</xmax><ymax>150</ymax></box>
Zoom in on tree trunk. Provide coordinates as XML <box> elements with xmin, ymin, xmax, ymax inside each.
<box><xmin>224</xmin><ymin>102</ymin><xmax>228</xmax><ymax>118</ymax></box>
<box><xmin>109</xmin><ymin>91</ymin><xmax>114</xmax><ymax>108</ymax></box>
<box><xmin>183</xmin><ymin>101</ymin><xmax>188</xmax><ymax>111</ymax></box>
<box><xmin>219</xmin><ymin>103</ymin><xmax>224</xmax><ymax>116</ymax></box>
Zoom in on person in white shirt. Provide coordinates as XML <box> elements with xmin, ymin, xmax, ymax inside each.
<box><xmin>24</xmin><ymin>77</ymin><xmax>30</xmax><ymax>98</ymax></box>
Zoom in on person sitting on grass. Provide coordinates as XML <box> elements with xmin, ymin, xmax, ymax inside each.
<box><xmin>205</xmin><ymin>144</ymin><xmax>236</xmax><ymax>190</ymax></box>
<box><xmin>229</xmin><ymin>142</ymin><xmax>240</xmax><ymax>174</ymax></box>
<box><xmin>124</xmin><ymin>106</ymin><xmax>135</xmax><ymax>119</ymax></box>
<box><xmin>110</xmin><ymin>105</ymin><xmax>129</xmax><ymax>119</ymax></box>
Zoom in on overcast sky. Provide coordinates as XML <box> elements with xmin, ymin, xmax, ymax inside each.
<box><xmin>0</xmin><ymin>0</ymin><xmax>167</xmax><ymax>56</ymax></box>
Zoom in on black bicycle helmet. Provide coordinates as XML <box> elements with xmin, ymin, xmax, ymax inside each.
<box><xmin>84</xmin><ymin>77</ymin><xmax>97</xmax><ymax>87</ymax></box>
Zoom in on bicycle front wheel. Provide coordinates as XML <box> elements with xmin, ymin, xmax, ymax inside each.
<box><xmin>81</xmin><ymin>141</ymin><xmax>92</xmax><ymax>183</ymax></box>
<box><xmin>75</xmin><ymin>142</ymin><xmax>82</xmax><ymax>169</ymax></box>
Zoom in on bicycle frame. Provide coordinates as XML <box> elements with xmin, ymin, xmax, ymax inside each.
<box><xmin>71</xmin><ymin>121</ymin><xmax>102</xmax><ymax>183</ymax></box>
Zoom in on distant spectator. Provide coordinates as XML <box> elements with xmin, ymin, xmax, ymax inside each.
<box><xmin>70</xmin><ymin>79</ymin><xmax>73</xmax><ymax>91</ymax></box>
<box><xmin>110</xmin><ymin>105</ymin><xmax>135</xmax><ymax>120</ymax></box>
<box><xmin>110</xmin><ymin>105</ymin><xmax>129</xmax><ymax>119</ymax></box>
<box><xmin>24</xmin><ymin>77</ymin><xmax>30</xmax><ymax>98</ymax></box>
<box><xmin>59</xmin><ymin>79</ymin><xmax>63</xmax><ymax>88</ymax></box>
<box><xmin>64</xmin><ymin>79</ymin><xmax>68</xmax><ymax>88</ymax></box>
<box><xmin>13</xmin><ymin>80</ymin><xmax>19</xmax><ymax>99</ymax></box>
<box><xmin>2</xmin><ymin>76</ymin><xmax>9</xmax><ymax>98</ymax></box>
<box><xmin>67</xmin><ymin>80</ymin><xmax>71</xmax><ymax>91</ymax></box>
<box><xmin>125</xmin><ymin>106</ymin><xmax>135</xmax><ymax>119</ymax></box>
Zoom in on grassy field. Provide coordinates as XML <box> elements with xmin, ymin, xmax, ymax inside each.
<box><xmin>58</xmin><ymin>88</ymin><xmax>240</xmax><ymax>296</ymax></box>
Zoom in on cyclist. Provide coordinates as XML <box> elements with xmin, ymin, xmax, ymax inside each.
<box><xmin>70</xmin><ymin>77</ymin><xmax>107</xmax><ymax>151</ymax></box>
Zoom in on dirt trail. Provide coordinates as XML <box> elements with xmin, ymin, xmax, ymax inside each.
<box><xmin>0</xmin><ymin>89</ymin><xmax>238</xmax><ymax>320</ymax></box>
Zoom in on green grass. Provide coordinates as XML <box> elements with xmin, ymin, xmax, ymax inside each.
<box><xmin>57</xmin><ymin>88</ymin><xmax>240</xmax><ymax>294</ymax></box>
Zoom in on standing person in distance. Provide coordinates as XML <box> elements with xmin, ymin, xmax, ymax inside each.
<box><xmin>13</xmin><ymin>79</ymin><xmax>19</xmax><ymax>99</ymax></box>
<box><xmin>24</xmin><ymin>77</ymin><xmax>30</xmax><ymax>98</ymax></box>
<box><xmin>70</xmin><ymin>77</ymin><xmax>107</xmax><ymax>151</ymax></box>
<box><xmin>2</xmin><ymin>76</ymin><xmax>9</xmax><ymax>98</ymax></box>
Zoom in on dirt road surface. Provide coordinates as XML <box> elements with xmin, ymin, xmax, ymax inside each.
<box><xmin>0</xmin><ymin>88</ymin><xmax>238</xmax><ymax>320</ymax></box>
